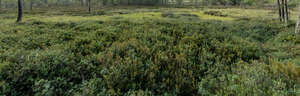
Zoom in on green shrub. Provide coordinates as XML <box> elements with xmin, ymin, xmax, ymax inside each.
<box><xmin>0</xmin><ymin>16</ymin><xmax>298</xmax><ymax>95</ymax></box>
<box><xmin>0</xmin><ymin>50</ymin><xmax>100</xmax><ymax>95</ymax></box>
<box><xmin>204</xmin><ymin>11</ymin><xmax>228</xmax><ymax>17</ymax></box>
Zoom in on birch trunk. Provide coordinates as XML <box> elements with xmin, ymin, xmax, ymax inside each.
<box><xmin>296</xmin><ymin>5</ymin><xmax>300</xmax><ymax>34</ymax></box>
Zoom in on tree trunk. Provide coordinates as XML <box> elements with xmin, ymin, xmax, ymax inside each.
<box><xmin>284</xmin><ymin>0</ymin><xmax>289</xmax><ymax>23</ymax></box>
<box><xmin>0</xmin><ymin>0</ymin><xmax>2</xmax><ymax>8</ymax></box>
<box><xmin>17</xmin><ymin>0</ymin><xmax>23</xmax><ymax>22</ymax></box>
<box><xmin>281</xmin><ymin>0</ymin><xmax>285</xmax><ymax>21</ymax></box>
<box><xmin>277</xmin><ymin>0</ymin><xmax>282</xmax><ymax>22</ymax></box>
<box><xmin>296</xmin><ymin>5</ymin><xmax>300</xmax><ymax>34</ymax></box>
<box><xmin>88</xmin><ymin>0</ymin><xmax>91</xmax><ymax>13</ymax></box>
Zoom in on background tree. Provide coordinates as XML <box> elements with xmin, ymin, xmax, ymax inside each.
<box><xmin>0</xmin><ymin>0</ymin><xmax>2</xmax><ymax>8</ymax></box>
<box><xmin>277</xmin><ymin>0</ymin><xmax>282</xmax><ymax>22</ymax></box>
<box><xmin>277</xmin><ymin>0</ymin><xmax>289</xmax><ymax>23</ymax></box>
<box><xmin>16</xmin><ymin>0</ymin><xmax>23</xmax><ymax>22</ymax></box>
<box><xmin>296</xmin><ymin>4</ymin><xmax>300</xmax><ymax>34</ymax></box>
<box><xmin>2</xmin><ymin>0</ymin><xmax>298</xmax><ymax>8</ymax></box>
<box><xmin>88</xmin><ymin>0</ymin><xmax>91</xmax><ymax>13</ymax></box>
<box><xmin>284</xmin><ymin>0</ymin><xmax>289</xmax><ymax>23</ymax></box>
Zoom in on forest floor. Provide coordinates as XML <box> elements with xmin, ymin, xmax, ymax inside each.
<box><xmin>0</xmin><ymin>6</ymin><xmax>299</xmax><ymax>24</ymax></box>
<box><xmin>0</xmin><ymin>6</ymin><xmax>300</xmax><ymax>95</ymax></box>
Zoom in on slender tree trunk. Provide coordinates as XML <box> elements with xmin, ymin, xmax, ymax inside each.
<box><xmin>0</xmin><ymin>0</ymin><xmax>2</xmax><ymax>8</ymax></box>
<box><xmin>296</xmin><ymin>5</ymin><xmax>300</xmax><ymax>34</ymax></box>
<box><xmin>281</xmin><ymin>0</ymin><xmax>285</xmax><ymax>21</ymax></box>
<box><xmin>88</xmin><ymin>0</ymin><xmax>91</xmax><ymax>13</ymax></box>
<box><xmin>17</xmin><ymin>0</ymin><xmax>23</xmax><ymax>22</ymax></box>
<box><xmin>277</xmin><ymin>0</ymin><xmax>282</xmax><ymax>22</ymax></box>
<box><xmin>284</xmin><ymin>0</ymin><xmax>289</xmax><ymax>23</ymax></box>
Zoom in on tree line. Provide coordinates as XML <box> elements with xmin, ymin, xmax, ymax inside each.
<box><xmin>0</xmin><ymin>0</ymin><xmax>285</xmax><ymax>8</ymax></box>
<box><xmin>0</xmin><ymin>0</ymin><xmax>299</xmax><ymax>34</ymax></box>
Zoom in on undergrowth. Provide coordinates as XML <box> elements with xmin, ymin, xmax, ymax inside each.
<box><xmin>0</xmin><ymin>8</ymin><xmax>299</xmax><ymax>95</ymax></box>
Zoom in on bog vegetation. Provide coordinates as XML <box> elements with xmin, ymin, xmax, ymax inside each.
<box><xmin>0</xmin><ymin>0</ymin><xmax>300</xmax><ymax>96</ymax></box>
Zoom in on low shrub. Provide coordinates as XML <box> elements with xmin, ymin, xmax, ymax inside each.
<box><xmin>204</xmin><ymin>11</ymin><xmax>228</xmax><ymax>17</ymax></box>
<box><xmin>0</xmin><ymin>17</ymin><xmax>298</xmax><ymax>95</ymax></box>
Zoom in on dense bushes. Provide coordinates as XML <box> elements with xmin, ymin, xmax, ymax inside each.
<box><xmin>0</xmin><ymin>50</ymin><xmax>100</xmax><ymax>95</ymax></box>
<box><xmin>0</xmin><ymin>17</ymin><xmax>298</xmax><ymax>95</ymax></box>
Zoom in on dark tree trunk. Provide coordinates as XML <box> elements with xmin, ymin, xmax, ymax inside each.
<box><xmin>277</xmin><ymin>0</ymin><xmax>282</xmax><ymax>21</ymax></box>
<box><xmin>88</xmin><ymin>0</ymin><xmax>91</xmax><ymax>13</ymax></box>
<box><xmin>0</xmin><ymin>0</ymin><xmax>2</xmax><ymax>8</ymax></box>
<box><xmin>17</xmin><ymin>0</ymin><xmax>23</xmax><ymax>22</ymax></box>
<box><xmin>278</xmin><ymin>0</ymin><xmax>289</xmax><ymax>23</ymax></box>
<box><xmin>284</xmin><ymin>0</ymin><xmax>289</xmax><ymax>23</ymax></box>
